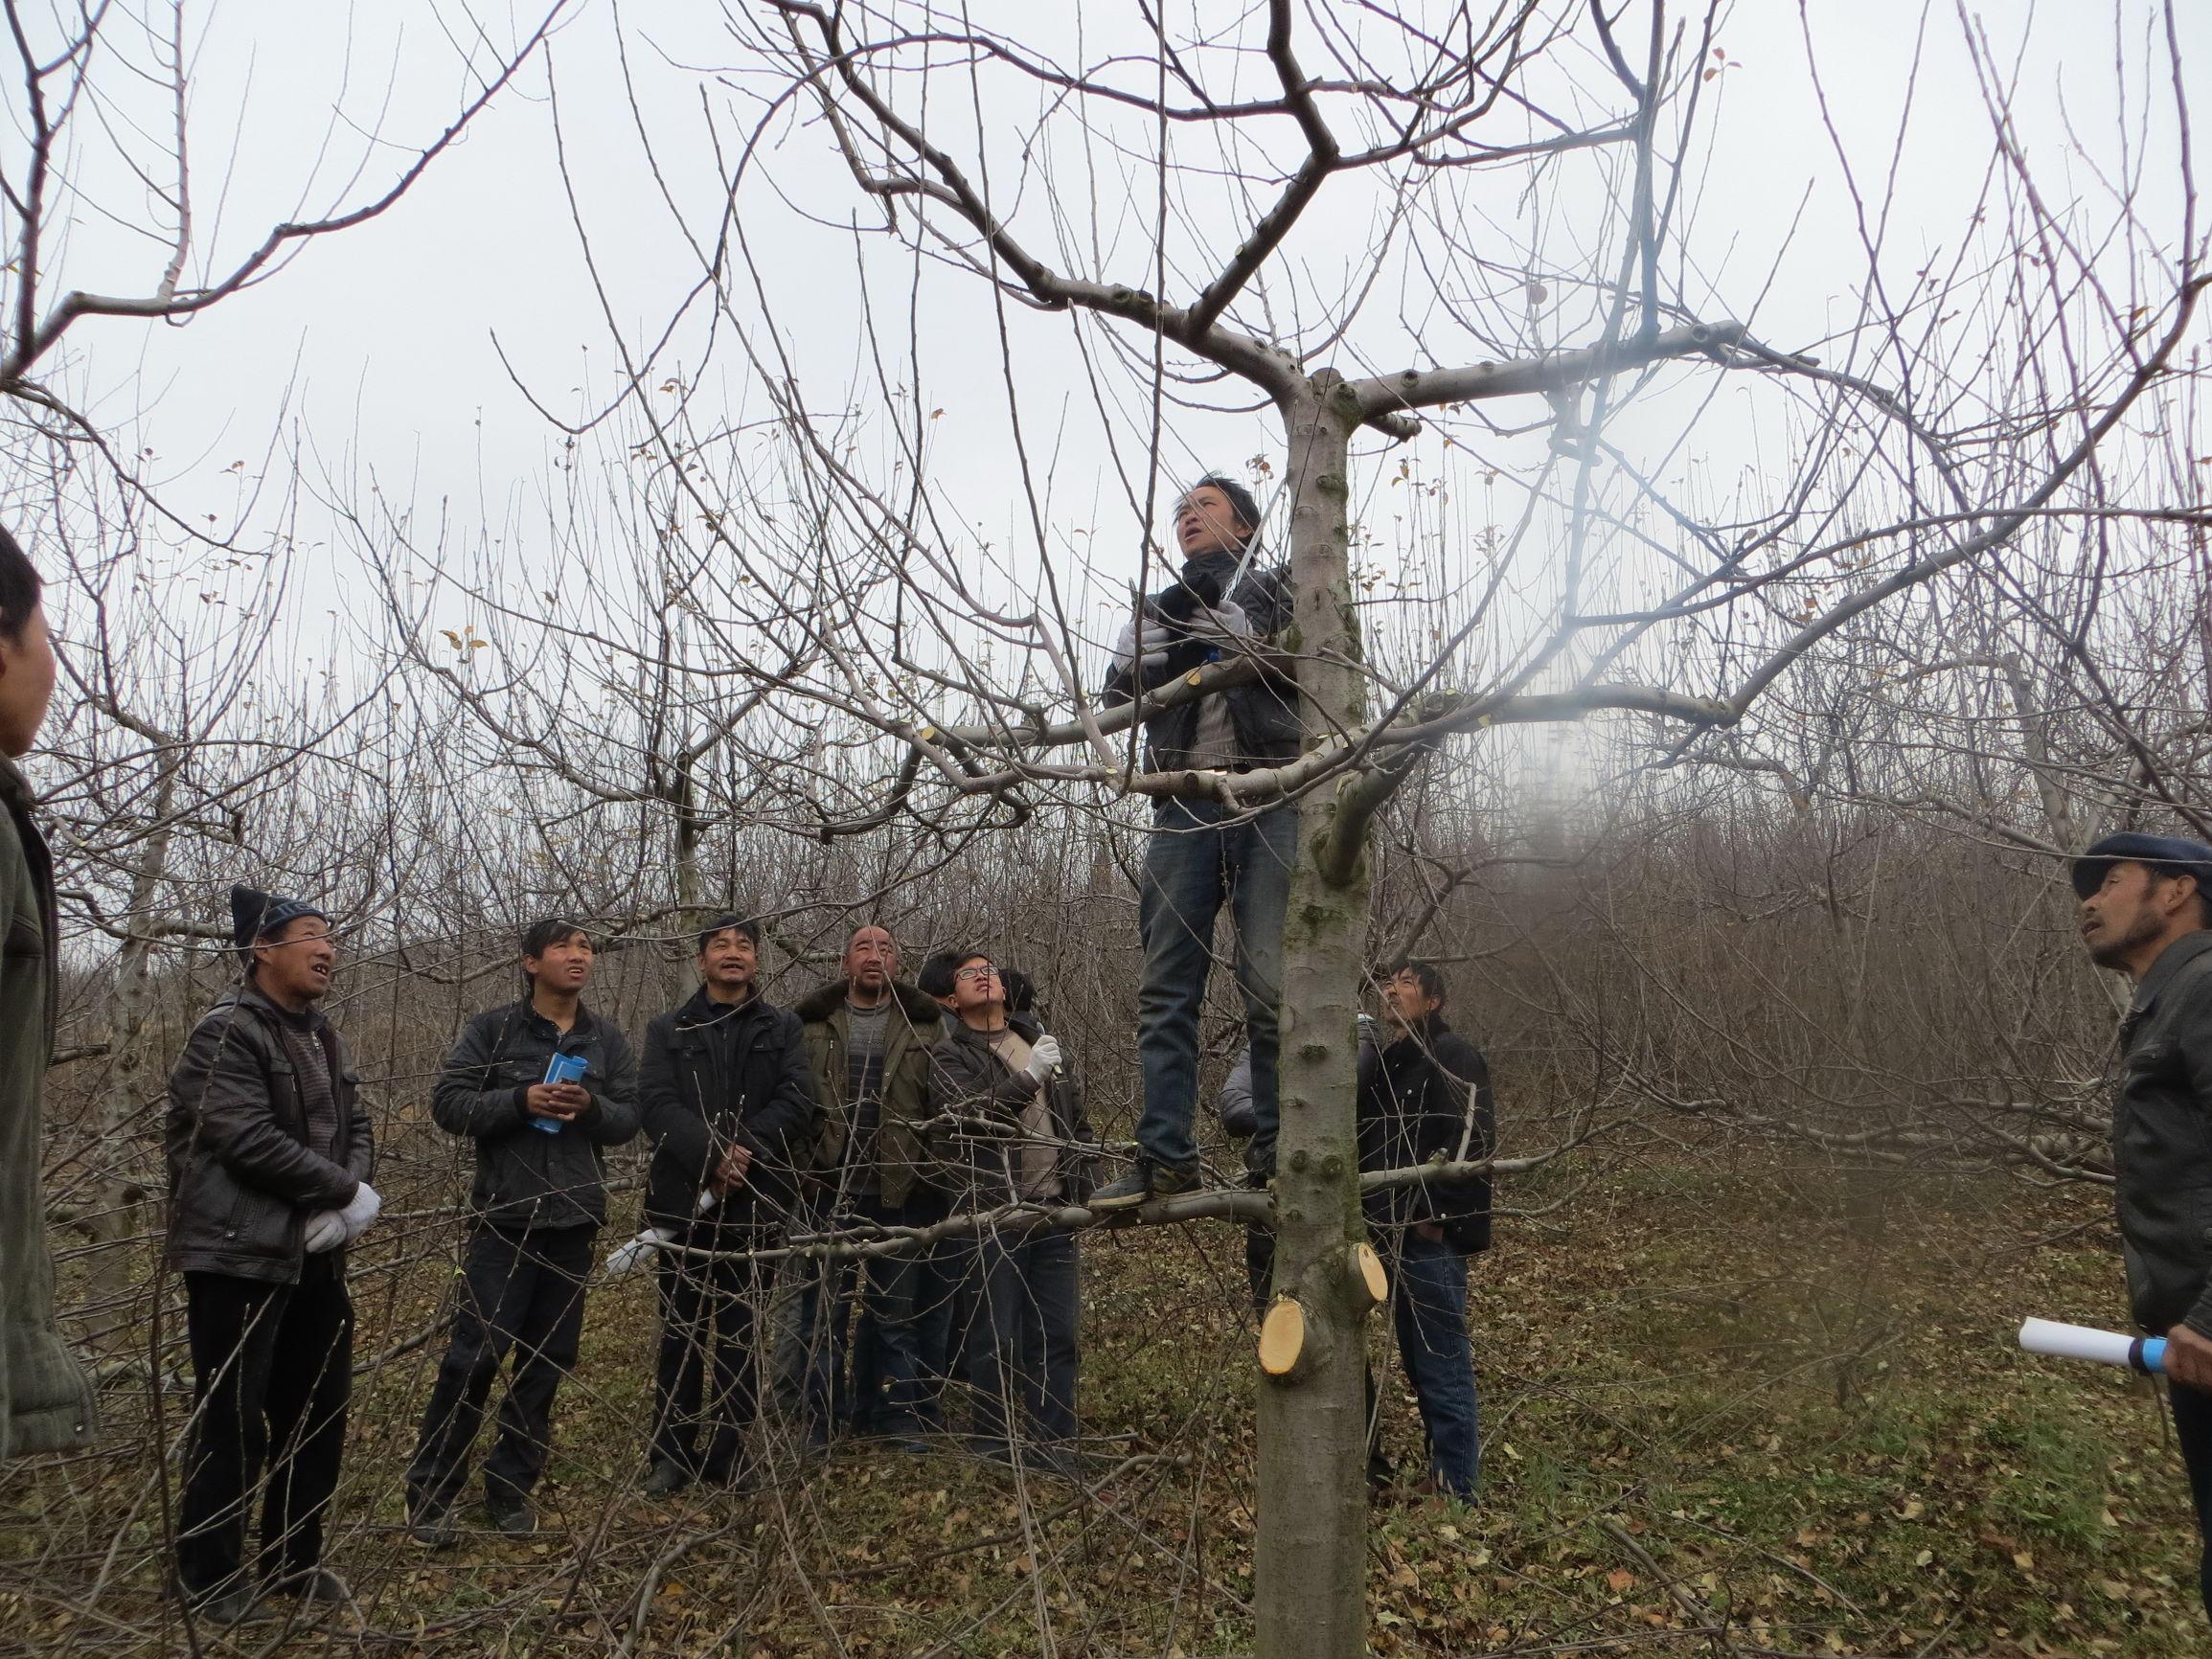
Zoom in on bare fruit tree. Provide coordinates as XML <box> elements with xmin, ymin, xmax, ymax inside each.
<box><xmin>484</xmin><ymin>2</ymin><xmax>2212</xmax><ymax>1650</ymax></box>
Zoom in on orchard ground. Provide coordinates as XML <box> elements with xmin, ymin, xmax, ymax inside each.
<box><xmin>1</xmin><ymin>1147</ymin><xmax>2199</xmax><ymax>1656</ymax></box>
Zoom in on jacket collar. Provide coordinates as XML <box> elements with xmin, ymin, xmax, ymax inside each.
<box><xmin>676</xmin><ymin>983</ymin><xmax>768</xmax><ymax>1031</ymax></box>
<box><xmin>0</xmin><ymin>754</ymin><xmax>32</xmax><ymax>815</ymax></box>
<box><xmin>949</xmin><ymin>1010</ymin><xmax>1040</xmax><ymax>1048</ymax></box>
<box><xmin>510</xmin><ymin>995</ymin><xmax>601</xmax><ymax>1039</ymax></box>
<box><xmin>222</xmin><ymin>980</ymin><xmax>326</xmax><ymax>1032</ymax></box>
<box><xmin>1384</xmin><ymin>1012</ymin><xmax>1451</xmax><ymax>1052</ymax></box>
<box><xmin>2131</xmin><ymin>930</ymin><xmax>2212</xmax><ymax>1016</ymax></box>
<box><xmin>792</xmin><ymin>977</ymin><xmax>943</xmax><ymax>1026</ymax></box>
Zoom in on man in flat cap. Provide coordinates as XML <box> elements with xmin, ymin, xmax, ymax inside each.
<box><xmin>2075</xmin><ymin>830</ymin><xmax>2212</xmax><ymax>1621</ymax></box>
<box><xmin>164</xmin><ymin>885</ymin><xmax>380</xmax><ymax>1626</ymax></box>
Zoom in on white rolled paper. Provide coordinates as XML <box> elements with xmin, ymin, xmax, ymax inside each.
<box><xmin>2018</xmin><ymin>1316</ymin><xmax>2138</xmax><ymax>1369</ymax></box>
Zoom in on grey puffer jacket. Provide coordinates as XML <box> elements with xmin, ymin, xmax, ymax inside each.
<box><xmin>431</xmin><ymin>999</ymin><xmax>641</xmax><ymax>1231</ymax></box>
<box><xmin>0</xmin><ymin>757</ymin><xmax>98</xmax><ymax>1457</ymax></box>
<box><xmin>2111</xmin><ymin>931</ymin><xmax>2212</xmax><ymax>1336</ymax></box>
<box><xmin>164</xmin><ymin>984</ymin><xmax>373</xmax><ymax>1284</ymax></box>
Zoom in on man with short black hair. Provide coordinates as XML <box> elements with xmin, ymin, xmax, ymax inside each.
<box><xmin>781</xmin><ymin>923</ymin><xmax>946</xmax><ymax>1443</ymax></box>
<box><xmin>166</xmin><ymin>887</ymin><xmax>379</xmax><ymax>1625</ymax></box>
<box><xmin>1096</xmin><ymin>475</ymin><xmax>1300</xmax><ymax>1212</ymax></box>
<box><xmin>637</xmin><ymin>915</ymin><xmax>817</xmax><ymax>1494</ymax></box>
<box><xmin>2075</xmin><ymin>830</ymin><xmax>2212</xmax><ymax>1619</ymax></box>
<box><xmin>405</xmin><ymin>920</ymin><xmax>639</xmax><ymax>1544</ymax></box>
<box><xmin>1357</xmin><ymin>957</ymin><xmax>1494</xmax><ymax>1502</ymax></box>
<box><xmin>0</xmin><ymin>529</ymin><xmax>98</xmax><ymax>1466</ymax></box>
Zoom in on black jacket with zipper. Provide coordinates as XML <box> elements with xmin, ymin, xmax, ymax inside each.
<box><xmin>1356</xmin><ymin>1014</ymin><xmax>1495</xmax><ymax>1251</ymax></box>
<box><xmin>431</xmin><ymin>998</ymin><xmax>640</xmax><ymax>1231</ymax></box>
<box><xmin>638</xmin><ymin>986</ymin><xmax>818</xmax><ymax>1236</ymax></box>
<box><xmin>2110</xmin><ymin>930</ymin><xmax>2212</xmax><ymax>1336</ymax></box>
<box><xmin>163</xmin><ymin>984</ymin><xmax>374</xmax><ymax>1284</ymax></box>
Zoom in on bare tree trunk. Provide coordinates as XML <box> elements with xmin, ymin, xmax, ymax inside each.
<box><xmin>1255</xmin><ymin>375</ymin><xmax>1375</xmax><ymax>1659</ymax></box>
<box><xmin>83</xmin><ymin>763</ymin><xmax>177</xmax><ymax>1354</ymax></box>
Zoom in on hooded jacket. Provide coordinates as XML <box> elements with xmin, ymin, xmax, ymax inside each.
<box><xmin>638</xmin><ymin>985</ymin><xmax>817</xmax><ymax>1236</ymax></box>
<box><xmin>164</xmin><ymin>983</ymin><xmax>375</xmax><ymax>1284</ymax></box>
<box><xmin>1356</xmin><ymin>1014</ymin><xmax>1495</xmax><ymax>1251</ymax></box>
<box><xmin>0</xmin><ymin>757</ymin><xmax>97</xmax><ymax>1457</ymax></box>
<box><xmin>924</xmin><ymin>1013</ymin><xmax>1096</xmax><ymax>1206</ymax></box>
<box><xmin>793</xmin><ymin>979</ymin><xmax>944</xmax><ymax>1210</ymax></box>
<box><xmin>1100</xmin><ymin>550</ymin><xmax>1301</xmax><ymax>775</ymax></box>
<box><xmin>431</xmin><ymin>998</ymin><xmax>641</xmax><ymax>1230</ymax></box>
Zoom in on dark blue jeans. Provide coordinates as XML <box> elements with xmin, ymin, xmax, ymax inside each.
<box><xmin>958</xmin><ymin>1228</ymin><xmax>1082</xmax><ymax>1448</ymax></box>
<box><xmin>2170</xmin><ymin>1377</ymin><xmax>2212</xmax><ymax>1621</ymax></box>
<box><xmin>779</xmin><ymin>1193</ymin><xmax>942</xmax><ymax>1439</ymax></box>
<box><xmin>1135</xmin><ymin>799</ymin><xmax>1296</xmax><ymax>1175</ymax></box>
<box><xmin>1388</xmin><ymin>1228</ymin><xmax>1480</xmax><ymax>1499</ymax></box>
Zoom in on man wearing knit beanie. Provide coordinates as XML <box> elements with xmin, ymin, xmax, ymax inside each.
<box><xmin>163</xmin><ymin>884</ymin><xmax>378</xmax><ymax>1627</ymax></box>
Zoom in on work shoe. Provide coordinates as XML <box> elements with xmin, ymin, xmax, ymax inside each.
<box><xmin>406</xmin><ymin>1502</ymin><xmax>457</xmax><ymax>1550</ymax></box>
<box><xmin>485</xmin><ymin>1495</ymin><xmax>536</xmax><ymax>1538</ymax></box>
<box><xmin>1089</xmin><ymin>1163</ymin><xmax>1200</xmax><ymax>1212</ymax></box>
<box><xmin>640</xmin><ymin>1460</ymin><xmax>692</xmax><ymax>1498</ymax></box>
<box><xmin>268</xmin><ymin>1566</ymin><xmax>350</xmax><ymax>1605</ymax></box>
<box><xmin>190</xmin><ymin>1588</ymin><xmax>275</xmax><ymax>1628</ymax></box>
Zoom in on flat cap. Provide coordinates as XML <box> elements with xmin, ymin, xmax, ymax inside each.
<box><xmin>2070</xmin><ymin>831</ymin><xmax>2212</xmax><ymax>899</ymax></box>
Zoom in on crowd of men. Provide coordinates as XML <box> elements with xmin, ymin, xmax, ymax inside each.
<box><xmin>15</xmin><ymin>479</ymin><xmax>2212</xmax><ymax>1632</ymax></box>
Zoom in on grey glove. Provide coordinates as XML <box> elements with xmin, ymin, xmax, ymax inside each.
<box><xmin>302</xmin><ymin>1211</ymin><xmax>348</xmax><ymax>1254</ymax></box>
<box><xmin>1110</xmin><ymin>616</ymin><xmax>1176</xmax><ymax>674</ymax></box>
<box><xmin>1023</xmin><ymin>1034</ymin><xmax>1064</xmax><ymax>1083</ymax></box>
<box><xmin>1191</xmin><ymin>599</ymin><xmax>1253</xmax><ymax>644</ymax></box>
<box><xmin>337</xmin><ymin>1181</ymin><xmax>382</xmax><ymax>1243</ymax></box>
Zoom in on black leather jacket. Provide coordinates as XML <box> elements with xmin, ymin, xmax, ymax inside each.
<box><xmin>164</xmin><ymin>985</ymin><xmax>373</xmax><ymax>1284</ymax></box>
<box><xmin>923</xmin><ymin>1013</ymin><xmax>1095</xmax><ymax>1205</ymax></box>
<box><xmin>431</xmin><ymin>999</ymin><xmax>640</xmax><ymax>1231</ymax></box>
<box><xmin>2112</xmin><ymin>932</ymin><xmax>2212</xmax><ymax>1335</ymax></box>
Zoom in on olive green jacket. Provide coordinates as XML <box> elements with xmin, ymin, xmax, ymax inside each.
<box><xmin>794</xmin><ymin>980</ymin><xmax>945</xmax><ymax>1210</ymax></box>
<box><xmin>0</xmin><ymin>756</ymin><xmax>98</xmax><ymax>1457</ymax></box>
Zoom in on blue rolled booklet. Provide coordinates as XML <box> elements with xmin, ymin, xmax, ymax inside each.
<box><xmin>531</xmin><ymin>1052</ymin><xmax>588</xmax><ymax>1134</ymax></box>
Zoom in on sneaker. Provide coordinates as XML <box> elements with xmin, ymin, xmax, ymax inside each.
<box><xmin>269</xmin><ymin>1566</ymin><xmax>350</xmax><ymax>1604</ymax></box>
<box><xmin>485</xmin><ymin>1495</ymin><xmax>536</xmax><ymax>1538</ymax></box>
<box><xmin>191</xmin><ymin>1588</ymin><xmax>275</xmax><ymax>1628</ymax></box>
<box><xmin>639</xmin><ymin>1460</ymin><xmax>692</xmax><ymax>1498</ymax></box>
<box><xmin>406</xmin><ymin>1503</ymin><xmax>457</xmax><ymax>1550</ymax></box>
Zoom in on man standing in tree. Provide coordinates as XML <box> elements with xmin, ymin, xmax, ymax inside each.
<box><xmin>0</xmin><ymin>531</ymin><xmax>98</xmax><ymax>1465</ymax></box>
<box><xmin>405</xmin><ymin>920</ymin><xmax>639</xmax><ymax>1545</ymax></box>
<box><xmin>1094</xmin><ymin>476</ymin><xmax>1299</xmax><ymax>1211</ymax></box>
<box><xmin>638</xmin><ymin>916</ymin><xmax>816</xmax><ymax>1495</ymax></box>
<box><xmin>166</xmin><ymin>887</ymin><xmax>380</xmax><ymax>1625</ymax></box>
<box><xmin>781</xmin><ymin>922</ymin><xmax>946</xmax><ymax>1445</ymax></box>
<box><xmin>924</xmin><ymin>953</ymin><xmax>1092</xmax><ymax>1464</ymax></box>
<box><xmin>2074</xmin><ymin>832</ymin><xmax>2212</xmax><ymax>1622</ymax></box>
<box><xmin>1357</xmin><ymin>958</ymin><xmax>1494</xmax><ymax>1502</ymax></box>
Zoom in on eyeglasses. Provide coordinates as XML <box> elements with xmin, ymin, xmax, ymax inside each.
<box><xmin>954</xmin><ymin>964</ymin><xmax>998</xmax><ymax>982</ymax></box>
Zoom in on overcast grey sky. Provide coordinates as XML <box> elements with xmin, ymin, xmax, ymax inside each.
<box><xmin>17</xmin><ymin>0</ymin><xmax>2207</xmax><ymax>685</ymax></box>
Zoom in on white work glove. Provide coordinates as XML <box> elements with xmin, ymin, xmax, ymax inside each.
<box><xmin>337</xmin><ymin>1181</ymin><xmax>382</xmax><ymax>1243</ymax></box>
<box><xmin>1023</xmin><ymin>1034</ymin><xmax>1064</xmax><ymax>1083</ymax></box>
<box><xmin>605</xmin><ymin>1227</ymin><xmax>675</xmax><ymax>1277</ymax></box>
<box><xmin>1190</xmin><ymin>599</ymin><xmax>1252</xmax><ymax>645</ymax></box>
<box><xmin>302</xmin><ymin>1211</ymin><xmax>348</xmax><ymax>1254</ymax></box>
<box><xmin>1110</xmin><ymin>616</ymin><xmax>1176</xmax><ymax>674</ymax></box>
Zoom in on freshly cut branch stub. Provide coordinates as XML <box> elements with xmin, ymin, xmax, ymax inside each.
<box><xmin>1259</xmin><ymin>1296</ymin><xmax>1307</xmax><ymax>1376</ymax></box>
<box><xmin>1353</xmin><ymin>1242</ymin><xmax>1387</xmax><ymax>1307</ymax></box>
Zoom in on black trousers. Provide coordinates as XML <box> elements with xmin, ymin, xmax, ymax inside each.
<box><xmin>405</xmin><ymin>1223</ymin><xmax>596</xmax><ymax>1513</ymax></box>
<box><xmin>650</xmin><ymin>1250</ymin><xmax>764</xmax><ymax>1482</ymax></box>
<box><xmin>175</xmin><ymin>1259</ymin><xmax>353</xmax><ymax>1600</ymax></box>
<box><xmin>2171</xmin><ymin>1378</ymin><xmax>2212</xmax><ymax>1621</ymax></box>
